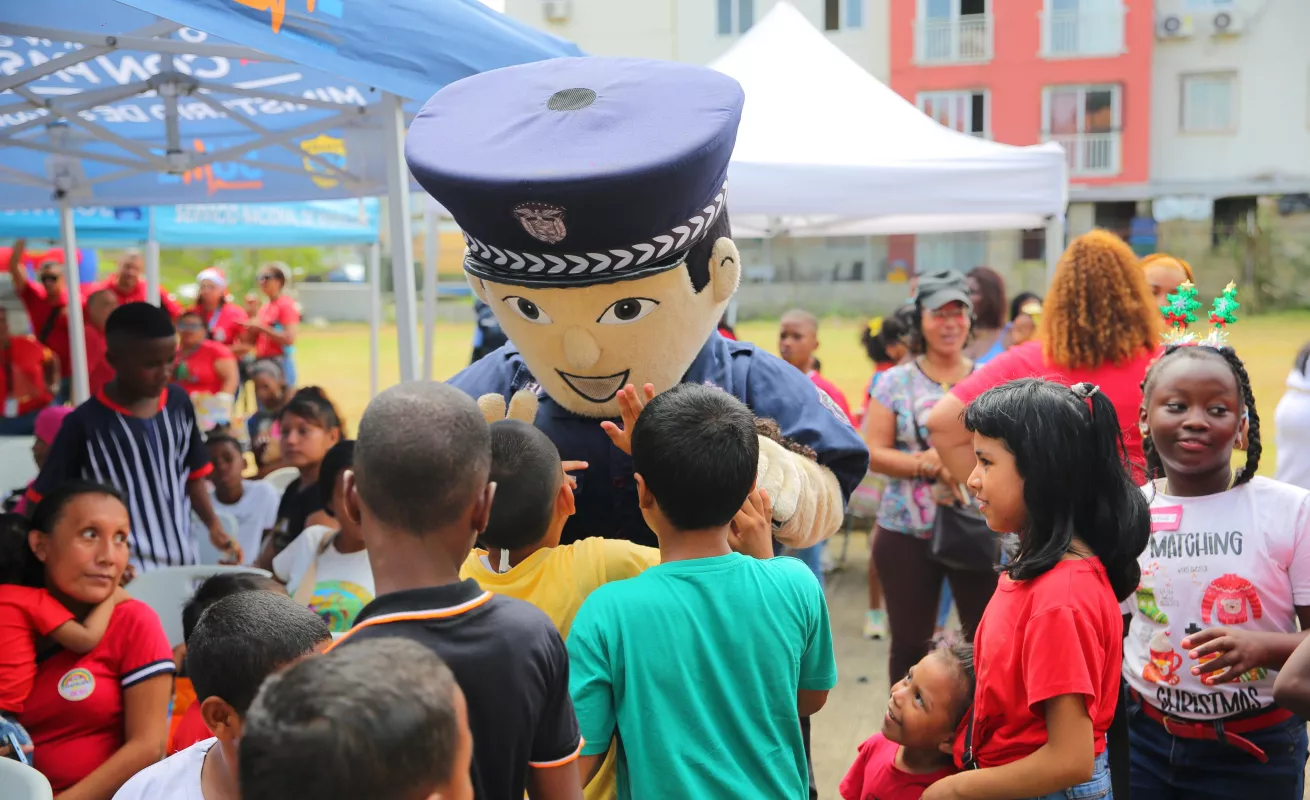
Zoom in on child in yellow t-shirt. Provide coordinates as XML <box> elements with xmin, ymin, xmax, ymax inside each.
<box><xmin>460</xmin><ymin>419</ymin><xmax>659</xmax><ymax>799</ymax></box>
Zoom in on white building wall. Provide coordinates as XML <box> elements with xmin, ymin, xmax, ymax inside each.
<box><xmin>503</xmin><ymin>0</ymin><xmax>890</xmax><ymax>80</ymax></box>
<box><xmin>1150</xmin><ymin>0</ymin><xmax>1310</xmax><ymax>197</ymax></box>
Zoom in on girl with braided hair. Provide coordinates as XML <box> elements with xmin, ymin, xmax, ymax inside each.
<box><xmin>1125</xmin><ymin>336</ymin><xmax>1310</xmax><ymax>799</ymax></box>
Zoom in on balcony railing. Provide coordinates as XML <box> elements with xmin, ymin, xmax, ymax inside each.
<box><xmin>915</xmin><ymin>15</ymin><xmax>993</xmax><ymax>64</ymax></box>
<box><xmin>1044</xmin><ymin>132</ymin><xmax>1121</xmax><ymax>177</ymax></box>
<box><xmin>1040</xmin><ymin>8</ymin><xmax>1126</xmax><ymax>57</ymax></box>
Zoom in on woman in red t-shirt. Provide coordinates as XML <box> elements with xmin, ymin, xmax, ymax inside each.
<box><xmin>921</xmin><ymin>379</ymin><xmax>1149</xmax><ymax>800</ymax></box>
<box><xmin>190</xmin><ymin>267</ymin><xmax>248</xmax><ymax>346</ymax></box>
<box><xmin>14</xmin><ymin>483</ymin><xmax>174</xmax><ymax>797</ymax></box>
<box><xmin>927</xmin><ymin>230</ymin><xmax>1162</xmax><ymax>485</ymax></box>
<box><xmin>240</xmin><ymin>262</ymin><xmax>300</xmax><ymax>386</ymax></box>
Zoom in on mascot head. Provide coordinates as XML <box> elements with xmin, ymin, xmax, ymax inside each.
<box><xmin>406</xmin><ymin>57</ymin><xmax>744</xmax><ymax>418</ymax></box>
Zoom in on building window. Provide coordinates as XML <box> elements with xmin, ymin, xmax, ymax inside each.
<box><xmin>1041</xmin><ymin>0</ymin><xmax>1126</xmax><ymax>57</ymax></box>
<box><xmin>1181</xmin><ymin>73</ymin><xmax>1236</xmax><ymax>133</ymax></box>
<box><xmin>824</xmin><ymin>0</ymin><xmax>864</xmax><ymax>30</ymax></box>
<box><xmin>1042</xmin><ymin>84</ymin><xmax>1122</xmax><ymax>176</ymax></box>
<box><xmin>916</xmin><ymin>0</ymin><xmax>991</xmax><ymax>64</ymax></box>
<box><xmin>717</xmin><ymin>0</ymin><xmax>755</xmax><ymax>35</ymax></box>
<box><xmin>917</xmin><ymin>90</ymin><xmax>989</xmax><ymax>137</ymax></box>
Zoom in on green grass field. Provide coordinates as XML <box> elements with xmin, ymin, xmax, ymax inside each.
<box><xmin>293</xmin><ymin>313</ymin><xmax>1310</xmax><ymax>476</ymax></box>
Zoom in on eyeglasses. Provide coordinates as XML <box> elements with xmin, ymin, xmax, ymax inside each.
<box><xmin>177</xmin><ymin>321</ymin><xmax>204</xmax><ymax>331</ymax></box>
<box><xmin>39</xmin><ymin>274</ymin><xmax>60</xmax><ymax>285</ymax></box>
<box><xmin>257</xmin><ymin>274</ymin><xmax>278</xmax><ymax>283</ymax></box>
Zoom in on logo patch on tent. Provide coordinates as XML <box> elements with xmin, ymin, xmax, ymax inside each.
<box><xmin>58</xmin><ymin>668</ymin><xmax>95</xmax><ymax>702</ymax></box>
<box><xmin>300</xmin><ymin>134</ymin><xmax>348</xmax><ymax>190</ymax></box>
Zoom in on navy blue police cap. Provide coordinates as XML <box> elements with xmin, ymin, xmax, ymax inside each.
<box><xmin>406</xmin><ymin>57</ymin><xmax>744</xmax><ymax>288</ymax></box>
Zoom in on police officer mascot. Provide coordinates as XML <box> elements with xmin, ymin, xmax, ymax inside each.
<box><xmin>408</xmin><ymin>57</ymin><xmax>868</xmax><ymax>550</ymax></box>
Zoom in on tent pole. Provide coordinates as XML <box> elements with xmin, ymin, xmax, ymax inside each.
<box><xmin>1044</xmin><ymin>214</ymin><xmax>1065</xmax><ymax>285</ymax></box>
<box><xmin>369</xmin><ymin>241</ymin><xmax>381</xmax><ymax>399</ymax></box>
<box><xmin>422</xmin><ymin>205</ymin><xmax>437</xmax><ymax>380</ymax></box>
<box><xmin>382</xmin><ymin>93</ymin><xmax>418</xmax><ymax>383</ymax></box>
<box><xmin>59</xmin><ymin>202</ymin><xmax>90</xmax><ymax>404</ymax></box>
<box><xmin>145</xmin><ymin>207</ymin><xmax>161</xmax><ymax>305</ymax></box>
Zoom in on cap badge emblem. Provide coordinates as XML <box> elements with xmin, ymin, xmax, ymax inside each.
<box><xmin>513</xmin><ymin>203</ymin><xmax>567</xmax><ymax>244</ymax></box>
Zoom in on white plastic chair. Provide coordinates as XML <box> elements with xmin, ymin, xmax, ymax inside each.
<box><xmin>263</xmin><ymin>466</ymin><xmax>301</xmax><ymax>494</ymax></box>
<box><xmin>191</xmin><ymin>511</ymin><xmax>241</xmax><ymax>566</ymax></box>
<box><xmin>0</xmin><ymin>756</ymin><xmax>53</xmax><ymax>800</ymax></box>
<box><xmin>0</xmin><ymin>436</ymin><xmax>38</xmax><ymax>498</ymax></box>
<box><xmin>126</xmin><ymin>565</ymin><xmax>271</xmax><ymax>647</ymax></box>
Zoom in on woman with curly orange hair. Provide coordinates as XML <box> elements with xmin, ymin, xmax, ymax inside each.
<box><xmin>1139</xmin><ymin>252</ymin><xmax>1194</xmax><ymax>307</ymax></box>
<box><xmin>926</xmin><ymin>229</ymin><xmax>1161</xmax><ymax>483</ymax></box>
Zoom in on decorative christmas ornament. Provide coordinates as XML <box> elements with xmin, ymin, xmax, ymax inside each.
<box><xmin>1159</xmin><ymin>281</ymin><xmax>1240</xmax><ymax>349</ymax></box>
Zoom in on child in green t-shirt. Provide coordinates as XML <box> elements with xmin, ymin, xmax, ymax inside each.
<box><xmin>569</xmin><ymin>383</ymin><xmax>838</xmax><ymax>799</ymax></box>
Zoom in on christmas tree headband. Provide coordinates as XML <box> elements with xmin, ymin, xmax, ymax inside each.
<box><xmin>1160</xmin><ymin>281</ymin><xmax>1240</xmax><ymax>348</ymax></box>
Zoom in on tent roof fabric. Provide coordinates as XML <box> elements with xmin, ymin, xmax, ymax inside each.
<box><xmin>713</xmin><ymin>2</ymin><xmax>1067</xmax><ymax>237</ymax></box>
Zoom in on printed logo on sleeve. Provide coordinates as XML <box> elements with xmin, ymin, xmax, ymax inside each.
<box><xmin>1150</xmin><ymin>505</ymin><xmax>1183</xmax><ymax>532</ymax></box>
<box><xmin>57</xmin><ymin>668</ymin><xmax>95</xmax><ymax>702</ymax></box>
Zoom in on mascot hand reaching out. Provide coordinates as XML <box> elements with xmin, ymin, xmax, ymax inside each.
<box><xmin>407</xmin><ymin>56</ymin><xmax>869</xmax><ymax>549</ymax></box>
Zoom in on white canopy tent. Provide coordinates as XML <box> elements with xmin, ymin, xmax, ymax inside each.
<box><xmin>712</xmin><ymin>2</ymin><xmax>1069</xmax><ymax>275</ymax></box>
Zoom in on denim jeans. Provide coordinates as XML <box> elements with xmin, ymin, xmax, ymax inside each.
<box><xmin>0</xmin><ymin>408</ymin><xmax>41</xmax><ymax>436</ymax></box>
<box><xmin>1026</xmin><ymin>750</ymin><xmax>1111</xmax><ymax>800</ymax></box>
<box><xmin>1127</xmin><ymin>695</ymin><xmax>1307</xmax><ymax>800</ymax></box>
<box><xmin>784</xmin><ymin>542</ymin><xmax>825</xmax><ymax>591</ymax></box>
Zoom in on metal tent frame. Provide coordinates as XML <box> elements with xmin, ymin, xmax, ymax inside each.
<box><xmin>0</xmin><ymin>18</ymin><xmax>413</xmax><ymax>402</ymax></box>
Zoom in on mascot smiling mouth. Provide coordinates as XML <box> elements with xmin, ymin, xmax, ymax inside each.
<box><xmin>557</xmin><ymin>369</ymin><xmax>631</xmax><ymax>403</ymax></box>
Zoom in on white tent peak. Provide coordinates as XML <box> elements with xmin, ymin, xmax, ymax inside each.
<box><xmin>711</xmin><ymin>0</ymin><xmax>1068</xmax><ymax>234</ymax></box>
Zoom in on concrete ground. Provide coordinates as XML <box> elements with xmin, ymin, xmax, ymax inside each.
<box><xmin>812</xmin><ymin>527</ymin><xmax>889</xmax><ymax>799</ymax></box>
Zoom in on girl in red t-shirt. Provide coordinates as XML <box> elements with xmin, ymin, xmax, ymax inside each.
<box><xmin>922</xmin><ymin>379</ymin><xmax>1150</xmax><ymax>800</ymax></box>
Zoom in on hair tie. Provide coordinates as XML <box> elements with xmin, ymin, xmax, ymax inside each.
<box><xmin>868</xmin><ymin>317</ymin><xmax>884</xmax><ymax>337</ymax></box>
<box><xmin>1072</xmin><ymin>383</ymin><xmax>1100</xmax><ymax>415</ymax></box>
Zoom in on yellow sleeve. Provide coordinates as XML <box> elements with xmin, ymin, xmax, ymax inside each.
<box><xmin>600</xmin><ymin>539</ymin><xmax>661</xmax><ymax>584</ymax></box>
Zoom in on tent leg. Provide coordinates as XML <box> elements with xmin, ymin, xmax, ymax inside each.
<box><xmin>369</xmin><ymin>241</ymin><xmax>381</xmax><ymax>399</ymax></box>
<box><xmin>383</xmin><ymin>93</ymin><xmax>418</xmax><ymax>383</ymax></box>
<box><xmin>145</xmin><ymin>207</ymin><xmax>161</xmax><ymax>306</ymax></box>
<box><xmin>59</xmin><ymin>203</ymin><xmax>90</xmax><ymax>404</ymax></box>
<box><xmin>422</xmin><ymin>206</ymin><xmax>437</xmax><ymax>381</ymax></box>
<box><xmin>1044</xmin><ymin>215</ymin><xmax>1065</xmax><ymax>284</ymax></box>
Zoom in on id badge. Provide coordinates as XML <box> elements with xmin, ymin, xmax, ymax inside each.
<box><xmin>3</xmin><ymin>398</ymin><xmax>17</xmax><ymax>418</ymax></box>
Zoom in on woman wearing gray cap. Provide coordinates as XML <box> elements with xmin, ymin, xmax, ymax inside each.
<box><xmin>864</xmin><ymin>269</ymin><xmax>994</xmax><ymax>681</ymax></box>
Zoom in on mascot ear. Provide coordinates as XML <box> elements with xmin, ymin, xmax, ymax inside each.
<box><xmin>467</xmin><ymin>273</ymin><xmax>491</xmax><ymax>305</ymax></box>
<box><xmin>709</xmin><ymin>237</ymin><xmax>741</xmax><ymax>305</ymax></box>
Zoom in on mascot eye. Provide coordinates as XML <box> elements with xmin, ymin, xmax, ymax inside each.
<box><xmin>503</xmin><ymin>296</ymin><xmax>553</xmax><ymax>324</ymax></box>
<box><xmin>597</xmin><ymin>298</ymin><xmax>659</xmax><ymax>325</ymax></box>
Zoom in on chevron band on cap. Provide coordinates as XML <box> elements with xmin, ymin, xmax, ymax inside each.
<box><xmin>463</xmin><ymin>182</ymin><xmax>728</xmax><ymax>288</ymax></box>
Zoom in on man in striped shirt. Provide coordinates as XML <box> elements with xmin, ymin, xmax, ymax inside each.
<box><xmin>28</xmin><ymin>303</ymin><xmax>240</xmax><ymax>570</ymax></box>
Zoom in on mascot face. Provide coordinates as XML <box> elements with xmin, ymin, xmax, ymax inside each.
<box><xmin>471</xmin><ymin>237</ymin><xmax>741</xmax><ymax>418</ymax></box>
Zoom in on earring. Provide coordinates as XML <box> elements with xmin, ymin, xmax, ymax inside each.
<box><xmin>1139</xmin><ymin>423</ymin><xmax>1149</xmax><ymax>436</ymax></box>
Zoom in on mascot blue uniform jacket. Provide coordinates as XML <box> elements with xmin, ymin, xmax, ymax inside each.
<box><xmin>407</xmin><ymin>56</ymin><xmax>869</xmax><ymax>549</ymax></box>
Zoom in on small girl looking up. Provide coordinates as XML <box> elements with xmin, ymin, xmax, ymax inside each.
<box><xmin>1127</xmin><ymin>342</ymin><xmax>1310</xmax><ymax>800</ymax></box>
<box><xmin>923</xmin><ymin>379</ymin><xmax>1149</xmax><ymax>800</ymax></box>
<box><xmin>841</xmin><ymin>641</ymin><xmax>976</xmax><ymax>800</ymax></box>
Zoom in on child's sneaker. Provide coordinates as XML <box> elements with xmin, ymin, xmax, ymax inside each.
<box><xmin>863</xmin><ymin>609</ymin><xmax>887</xmax><ymax>640</ymax></box>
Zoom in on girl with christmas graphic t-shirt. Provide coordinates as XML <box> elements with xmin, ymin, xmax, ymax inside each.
<box><xmin>1126</xmin><ymin>341</ymin><xmax>1310</xmax><ymax>800</ymax></box>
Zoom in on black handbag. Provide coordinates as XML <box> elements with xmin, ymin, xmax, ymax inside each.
<box><xmin>908</xmin><ymin>370</ymin><xmax>999</xmax><ymax>572</ymax></box>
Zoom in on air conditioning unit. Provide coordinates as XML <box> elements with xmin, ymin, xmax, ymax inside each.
<box><xmin>542</xmin><ymin>0</ymin><xmax>571</xmax><ymax>23</ymax></box>
<box><xmin>1210</xmin><ymin>10</ymin><xmax>1245</xmax><ymax>36</ymax></box>
<box><xmin>1156</xmin><ymin>14</ymin><xmax>1194</xmax><ymax>39</ymax></box>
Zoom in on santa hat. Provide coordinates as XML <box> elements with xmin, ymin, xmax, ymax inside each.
<box><xmin>196</xmin><ymin>267</ymin><xmax>227</xmax><ymax>289</ymax></box>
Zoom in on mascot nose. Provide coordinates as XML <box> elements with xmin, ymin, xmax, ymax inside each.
<box><xmin>563</xmin><ymin>326</ymin><xmax>601</xmax><ymax>370</ymax></box>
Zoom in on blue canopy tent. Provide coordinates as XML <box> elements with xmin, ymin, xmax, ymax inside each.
<box><xmin>0</xmin><ymin>0</ymin><xmax>582</xmax><ymax>401</ymax></box>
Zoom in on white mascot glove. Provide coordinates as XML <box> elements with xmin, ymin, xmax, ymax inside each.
<box><xmin>756</xmin><ymin>435</ymin><xmax>845</xmax><ymax>550</ymax></box>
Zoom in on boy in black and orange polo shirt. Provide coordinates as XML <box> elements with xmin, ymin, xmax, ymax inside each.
<box><xmin>0</xmin><ymin>306</ymin><xmax>58</xmax><ymax>436</ymax></box>
<box><xmin>329</xmin><ymin>382</ymin><xmax>583</xmax><ymax>800</ymax></box>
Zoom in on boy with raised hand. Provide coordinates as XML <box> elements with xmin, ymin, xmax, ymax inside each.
<box><xmin>574</xmin><ymin>382</ymin><xmax>837</xmax><ymax>799</ymax></box>
<box><xmin>113</xmin><ymin>590</ymin><xmax>330</xmax><ymax>800</ymax></box>
<box><xmin>240</xmin><ymin>637</ymin><xmax>474</xmax><ymax>800</ymax></box>
<box><xmin>461</xmin><ymin>418</ymin><xmax>659</xmax><ymax>800</ymax></box>
<box><xmin>330</xmin><ymin>382</ymin><xmax>583</xmax><ymax>800</ymax></box>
